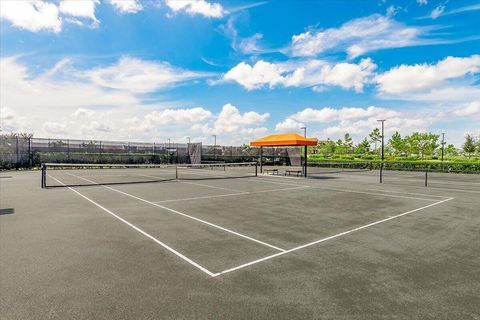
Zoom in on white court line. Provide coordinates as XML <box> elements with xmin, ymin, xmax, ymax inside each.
<box><xmin>138</xmin><ymin>173</ymin><xmax>243</xmax><ymax>192</ymax></box>
<box><xmin>153</xmin><ymin>185</ymin><xmax>310</xmax><ymax>203</ymax></box>
<box><xmin>47</xmin><ymin>175</ymin><xmax>216</xmax><ymax>277</ymax></box>
<box><xmin>180</xmin><ymin>181</ymin><xmax>242</xmax><ymax>193</ymax></box>
<box><xmin>213</xmin><ymin>196</ymin><xmax>455</xmax><ymax>277</ymax></box>
<box><xmin>257</xmin><ymin>176</ymin><xmax>440</xmax><ymax>202</ymax></box>
<box><xmin>65</xmin><ymin>173</ymin><xmax>286</xmax><ymax>252</ymax></box>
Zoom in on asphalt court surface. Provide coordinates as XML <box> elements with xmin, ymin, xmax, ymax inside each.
<box><xmin>1</xmin><ymin>168</ymin><xmax>479</xmax><ymax>319</ymax></box>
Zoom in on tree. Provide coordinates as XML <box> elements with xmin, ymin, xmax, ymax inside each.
<box><xmin>463</xmin><ymin>134</ymin><xmax>476</xmax><ymax>158</ymax></box>
<box><xmin>404</xmin><ymin>134</ymin><xmax>419</xmax><ymax>157</ymax></box>
<box><xmin>369</xmin><ymin>128</ymin><xmax>381</xmax><ymax>153</ymax></box>
<box><xmin>318</xmin><ymin>139</ymin><xmax>336</xmax><ymax>156</ymax></box>
<box><xmin>343</xmin><ymin>133</ymin><xmax>354</xmax><ymax>154</ymax></box>
<box><xmin>476</xmin><ymin>138</ymin><xmax>480</xmax><ymax>153</ymax></box>
<box><xmin>355</xmin><ymin>138</ymin><xmax>370</xmax><ymax>155</ymax></box>
<box><xmin>335</xmin><ymin>138</ymin><xmax>346</xmax><ymax>154</ymax></box>
<box><xmin>417</xmin><ymin>133</ymin><xmax>439</xmax><ymax>159</ymax></box>
<box><xmin>388</xmin><ymin>131</ymin><xmax>405</xmax><ymax>156</ymax></box>
<box><xmin>444</xmin><ymin>144</ymin><xmax>457</xmax><ymax>158</ymax></box>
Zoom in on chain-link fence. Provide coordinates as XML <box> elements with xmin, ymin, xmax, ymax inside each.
<box><xmin>0</xmin><ymin>135</ymin><xmax>302</xmax><ymax>170</ymax></box>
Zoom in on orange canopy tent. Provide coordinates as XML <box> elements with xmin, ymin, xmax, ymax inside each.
<box><xmin>250</xmin><ymin>133</ymin><xmax>317</xmax><ymax>147</ymax></box>
<box><xmin>250</xmin><ymin>133</ymin><xmax>317</xmax><ymax>177</ymax></box>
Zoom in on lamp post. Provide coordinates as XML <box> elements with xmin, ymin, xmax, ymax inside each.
<box><xmin>300</xmin><ymin>127</ymin><xmax>307</xmax><ymax>177</ymax></box>
<box><xmin>377</xmin><ymin>120</ymin><xmax>386</xmax><ymax>183</ymax></box>
<box><xmin>441</xmin><ymin>132</ymin><xmax>445</xmax><ymax>162</ymax></box>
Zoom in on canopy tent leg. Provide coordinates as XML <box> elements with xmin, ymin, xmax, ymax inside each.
<box><xmin>304</xmin><ymin>145</ymin><xmax>307</xmax><ymax>177</ymax></box>
<box><xmin>260</xmin><ymin>146</ymin><xmax>263</xmax><ymax>173</ymax></box>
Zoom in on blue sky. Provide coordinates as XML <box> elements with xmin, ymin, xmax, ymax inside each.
<box><xmin>1</xmin><ymin>0</ymin><xmax>479</xmax><ymax>146</ymax></box>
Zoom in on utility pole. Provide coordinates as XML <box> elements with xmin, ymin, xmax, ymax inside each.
<box><xmin>377</xmin><ymin>120</ymin><xmax>386</xmax><ymax>183</ymax></box>
<box><xmin>441</xmin><ymin>132</ymin><xmax>445</xmax><ymax>162</ymax></box>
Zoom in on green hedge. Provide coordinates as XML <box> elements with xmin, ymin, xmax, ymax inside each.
<box><xmin>307</xmin><ymin>159</ymin><xmax>480</xmax><ymax>173</ymax></box>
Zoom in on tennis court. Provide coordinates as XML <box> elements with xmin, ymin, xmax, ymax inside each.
<box><xmin>1</xmin><ymin>165</ymin><xmax>479</xmax><ymax>319</ymax></box>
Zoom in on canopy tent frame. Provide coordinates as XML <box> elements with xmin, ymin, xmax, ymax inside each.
<box><xmin>250</xmin><ymin>134</ymin><xmax>317</xmax><ymax>177</ymax></box>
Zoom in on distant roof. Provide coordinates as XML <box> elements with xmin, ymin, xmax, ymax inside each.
<box><xmin>250</xmin><ymin>133</ymin><xmax>318</xmax><ymax>147</ymax></box>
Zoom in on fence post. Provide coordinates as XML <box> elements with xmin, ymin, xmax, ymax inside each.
<box><xmin>67</xmin><ymin>139</ymin><xmax>70</xmax><ymax>161</ymax></box>
<box><xmin>28</xmin><ymin>137</ymin><xmax>32</xmax><ymax>167</ymax></box>
<box><xmin>15</xmin><ymin>136</ymin><xmax>19</xmax><ymax>170</ymax></box>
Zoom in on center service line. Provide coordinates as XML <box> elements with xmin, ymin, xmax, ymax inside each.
<box><xmin>66</xmin><ymin>173</ymin><xmax>286</xmax><ymax>252</ymax></box>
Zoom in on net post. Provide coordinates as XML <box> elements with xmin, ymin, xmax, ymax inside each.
<box><xmin>175</xmin><ymin>165</ymin><xmax>178</xmax><ymax>180</ymax></box>
<box><xmin>425</xmin><ymin>164</ymin><xmax>428</xmax><ymax>187</ymax></box>
<box><xmin>41</xmin><ymin>163</ymin><xmax>46</xmax><ymax>188</ymax></box>
<box><xmin>379</xmin><ymin>162</ymin><xmax>383</xmax><ymax>184</ymax></box>
<box><xmin>255</xmin><ymin>162</ymin><xmax>258</xmax><ymax>176</ymax></box>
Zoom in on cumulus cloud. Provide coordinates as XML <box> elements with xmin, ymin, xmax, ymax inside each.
<box><xmin>449</xmin><ymin>102</ymin><xmax>480</xmax><ymax>117</ymax></box>
<box><xmin>165</xmin><ymin>0</ymin><xmax>226</xmax><ymax>18</ymax></box>
<box><xmin>0</xmin><ymin>0</ymin><xmax>144</xmax><ymax>33</ymax></box>
<box><xmin>1</xmin><ymin>57</ymin><xmax>268</xmax><ymax>143</ymax></box>
<box><xmin>222</xmin><ymin>58</ymin><xmax>376</xmax><ymax>92</ymax></box>
<box><xmin>275</xmin><ymin>118</ymin><xmax>305</xmax><ymax>133</ymax></box>
<box><xmin>59</xmin><ymin>0</ymin><xmax>100</xmax><ymax>26</ymax></box>
<box><xmin>376</xmin><ymin>55</ymin><xmax>480</xmax><ymax>99</ymax></box>
<box><xmin>198</xmin><ymin>104</ymin><xmax>269</xmax><ymax>136</ymax></box>
<box><xmin>0</xmin><ymin>0</ymin><xmax>62</xmax><ymax>33</ymax></box>
<box><xmin>289</xmin><ymin>14</ymin><xmax>431</xmax><ymax>59</ymax></box>
<box><xmin>108</xmin><ymin>0</ymin><xmax>143</xmax><ymax>13</ymax></box>
<box><xmin>87</xmin><ymin>56</ymin><xmax>212</xmax><ymax>94</ymax></box>
<box><xmin>276</xmin><ymin>106</ymin><xmax>430</xmax><ymax>140</ymax></box>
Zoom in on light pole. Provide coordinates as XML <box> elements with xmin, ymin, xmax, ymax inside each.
<box><xmin>212</xmin><ymin>134</ymin><xmax>217</xmax><ymax>160</ymax></box>
<box><xmin>377</xmin><ymin>120</ymin><xmax>386</xmax><ymax>183</ymax></box>
<box><xmin>300</xmin><ymin>127</ymin><xmax>306</xmax><ymax>137</ymax></box>
<box><xmin>441</xmin><ymin>132</ymin><xmax>445</xmax><ymax>162</ymax></box>
<box><xmin>300</xmin><ymin>127</ymin><xmax>307</xmax><ymax>177</ymax></box>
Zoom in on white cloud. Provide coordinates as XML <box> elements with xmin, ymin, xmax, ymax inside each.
<box><xmin>73</xmin><ymin>108</ymin><xmax>95</xmax><ymax>118</ymax></box>
<box><xmin>1</xmin><ymin>57</ymin><xmax>268</xmax><ymax>144</ymax></box>
<box><xmin>285</xmin><ymin>106</ymin><xmax>400</xmax><ymax>124</ymax></box>
<box><xmin>275</xmin><ymin>118</ymin><xmax>305</xmax><ymax>133</ymax></box>
<box><xmin>193</xmin><ymin>104</ymin><xmax>269</xmax><ymax>143</ymax></box>
<box><xmin>277</xmin><ymin>106</ymin><xmax>431</xmax><ymax>141</ymax></box>
<box><xmin>222</xmin><ymin>58</ymin><xmax>376</xmax><ymax>92</ymax></box>
<box><xmin>450</xmin><ymin>102</ymin><xmax>480</xmax><ymax>117</ymax></box>
<box><xmin>290</xmin><ymin>14</ymin><xmax>429</xmax><ymax>59</ymax></box>
<box><xmin>0</xmin><ymin>0</ymin><xmax>62</xmax><ymax>33</ymax></box>
<box><xmin>238</xmin><ymin>33</ymin><xmax>265</xmax><ymax>54</ymax></box>
<box><xmin>43</xmin><ymin>121</ymin><xmax>68</xmax><ymax>135</ymax></box>
<box><xmin>0</xmin><ymin>0</ymin><xmax>141</xmax><ymax>33</ymax></box>
<box><xmin>430</xmin><ymin>5</ymin><xmax>445</xmax><ymax>19</ymax></box>
<box><xmin>59</xmin><ymin>0</ymin><xmax>99</xmax><ymax>26</ymax></box>
<box><xmin>0</xmin><ymin>107</ymin><xmax>28</xmax><ymax>133</ymax></box>
<box><xmin>108</xmin><ymin>0</ymin><xmax>143</xmax><ymax>13</ymax></box>
<box><xmin>165</xmin><ymin>0</ymin><xmax>226</xmax><ymax>18</ymax></box>
<box><xmin>222</xmin><ymin>60</ymin><xmax>284</xmax><ymax>90</ymax></box>
<box><xmin>417</xmin><ymin>0</ymin><xmax>428</xmax><ymax>5</ymax></box>
<box><xmin>145</xmin><ymin>107</ymin><xmax>213</xmax><ymax>125</ymax></box>
<box><xmin>87</xmin><ymin>56</ymin><xmax>211</xmax><ymax>94</ymax></box>
<box><xmin>376</xmin><ymin>55</ymin><xmax>480</xmax><ymax>95</ymax></box>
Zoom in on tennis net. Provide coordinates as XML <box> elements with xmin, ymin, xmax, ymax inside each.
<box><xmin>41</xmin><ymin>162</ymin><xmax>258</xmax><ymax>188</ymax></box>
